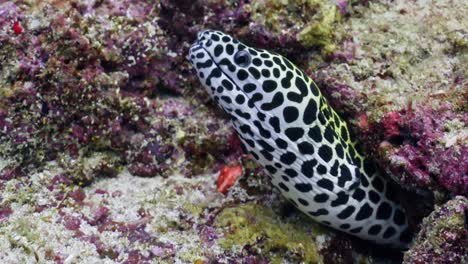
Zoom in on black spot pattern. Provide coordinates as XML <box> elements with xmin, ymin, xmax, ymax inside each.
<box><xmin>245</xmin><ymin>139</ymin><xmax>255</xmax><ymax>148</ymax></box>
<box><xmin>383</xmin><ymin>227</ymin><xmax>396</xmax><ymax>239</ymax></box>
<box><xmin>309</xmin><ymin>82</ymin><xmax>319</xmax><ymax>96</ymax></box>
<box><xmin>214</xmin><ymin>45</ymin><xmax>223</xmax><ymax>56</ymax></box>
<box><xmin>341</xmin><ymin>126</ymin><xmax>348</xmax><ymax>141</ymax></box>
<box><xmin>352</xmin><ymin>188</ymin><xmax>366</xmax><ymax>201</ymax></box>
<box><xmin>283</xmin><ymin>106</ymin><xmax>299</xmax><ymax>123</ymax></box>
<box><xmin>260</xmin><ymin>150</ymin><xmax>273</xmax><ymax>161</ymax></box>
<box><xmin>234</xmin><ymin>109</ymin><xmax>250</xmax><ymax>119</ymax></box>
<box><xmin>257</xmin><ymin>139</ymin><xmax>274</xmax><ymax>152</ymax></box>
<box><xmin>295</xmin><ymin>77</ymin><xmax>309</xmax><ymax>97</ymax></box>
<box><xmin>273</xmin><ymin>68</ymin><xmax>280</xmax><ymax>78</ymax></box>
<box><xmin>317</xmin><ymin>179</ymin><xmax>334</xmax><ymax>191</ymax></box>
<box><xmin>285</xmin><ymin>127</ymin><xmax>304</xmax><ymax>141</ymax></box>
<box><xmin>254</xmin><ymin>120</ymin><xmax>271</xmax><ymax>138</ymax></box>
<box><xmin>298</xmin><ymin>198</ymin><xmax>309</xmax><ymax>206</ymax></box>
<box><xmin>303</xmin><ymin>99</ymin><xmax>318</xmax><ymax>124</ymax></box>
<box><xmin>275</xmin><ymin>138</ymin><xmax>288</xmax><ymax>149</ymax></box>
<box><xmin>287</xmin><ymin>92</ymin><xmax>302</xmax><ymax>103</ymax></box>
<box><xmin>295</xmin><ymin>183</ymin><xmax>313</xmax><ymax>192</ymax></box>
<box><xmin>340</xmin><ymin>224</ymin><xmax>350</xmax><ymax>230</ymax></box>
<box><xmin>301</xmin><ymin>160</ymin><xmax>317</xmax><ymax>178</ymax></box>
<box><xmin>376</xmin><ymin>202</ymin><xmax>392</xmax><ymax>220</ymax></box>
<box><xmin>265</xmin><ymin>165</ymin><xmax>277</xmax><ymax>174</ymax></box>
<box><xmin>318</xmin><ymin>145</ymin><xmax>333</xmax><ymax>163</ymax></box>
<box><xmin>335</xmin><ymin>144</ymin><xmax>344</xmax><ymax>159</ymax></box>
<box><xmin>283</xmin><ymin>58</ymin><xmax>294</xmax><ymax>69</ymax></box>
<box><xmin>368</xmin><ymin>225</ymin><xmax>382</xmax><ymax>235</ymax></box>
<box><xmin>196</xmin><ymin>60</ymin><xmax>213</xmax><ymax>69</ymax></box>
<box><xmin>243</xmin><ymin>83</ymin><xmax>256</xmax><ymax>93</ymax></box>
<box><xmin>239</xmin><ymin>124</ymin><xmax>253</xmax><ymax>136</ymax></box>
<box><xmin>309</xmin><ymin>209</ymin><xmax>329</xmax><ymax>217</ymax></box>
<box><xmin>261</xmin><ymin>69</ymin><xmax>271</xmax><ymax>78</ymax></box>
<box><xmin>262</xmin><ymin>80</ymin><xmax>277</xmax><ymax>93</ymax></box>
<box><xmin>324</xmin><ymin>127</ymin><xmax>335</xmax><ymax>143</ymax></box>
<box><xmin>257</xmin><ymin>112</ymin><xmax>266</xmax><ymax>121</ymax></box>
<box><xmin>331</xmin><ymin>191</ymin><xmax>349</xmax><ymax>207</ymax></box>
<box><xmin>226</xmin><ymin>44</ymin><xmax>234</xmax><ymax>55</ymax></box>
<box><xmin>308</xmin><ymin>126</ymin><xmax>322</xmax><ymax>142</ymax></box>
<box><xmin>280</xmin><ymin>152</ymin><xmax>296</xmax><ymax>165</ymax></box>
<box><xmin>369</xmin><ymin>190</ymin><xmax>381</xmax><ymax>204</ymax></box>
<box><xmin>252</xmin><ymin>58</ymin><xmax>262</xmax><ymax>66</ymax></box>
<box><xmin>355</xmin><ymin>203</ymin><xmax>373</xmax><ymax>221</ymax></box>
<box><xmin>284</xmin><ymin>168</ymin><xmax>298</xmax><ymax>178</ymax></box>
<box><xmin>278</xmin><ymin>182</ymin><xmax>289</xmax><ymax>192</ymax></box>
<box><xmin>261</xmin><ymin>92</ymin><xmax>283</xmax><ymax>111</ymax></box>
<box><xmin>338</xmin><ymin>165</ymin><xmax>352</xmax><ymax>188</ymax></box>
<box><xmin>235</xmin><ymin>94</ymin><xmax>245</xmax><ymax>104</ymax></box>
<box><xmin>249</xmin><ymin>93</ymin><xmax>263</xmax><ymax>106</ymax></box>
<box><xmin>330</xmin><ymin>161</ymin><xmax>339</xmax><ymax>177</ymax></box>
<box><xmin>281</xmin><ymin>71</ymin><xmax>293</xmax><ymax>88</ymax></box>
<box><xmin>337</xmin><ymin>206</ymin><xmax>355</xmax><ymax>219</ymax></box>
<box><xmin>314</xmin><ymin>193</ymin><xmax>328</xmax><ymax>203</ymax></box>
<box><xmin>269</xmin><ymin>117</ymin><xmax>281</xmax><ymax>133</ymax></box>
<box><xmin>248</xmin><ymin>67</ymin><xmax>261</xmax><ymax>79</ymax></box>
<box><xmin>318</xmin><ymin>113</ymin><xmax>327</xmax><ymax>125</ymax></box>
<box><xmin>316</xmin><ymin>164</ymin><xmax>327</xmax><ymax>175</ymax></box>
<box><xmin>298</xmin><ymin>142</ymin><xmax>314</xmax><ymax>155</ymax></box>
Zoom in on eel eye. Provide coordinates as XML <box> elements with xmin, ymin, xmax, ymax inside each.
<box><xmin>206</xmin><ymin>39</ymin><xmax>213</xmax><ymax>46</ymax></box>
<box><xmin>234</xmin><ymin>50</ymin><xmax>251</xmax><ymax>67</ymax></box>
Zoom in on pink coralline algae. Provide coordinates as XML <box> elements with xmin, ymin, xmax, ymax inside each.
<box><xmin>0</xmin><ymin>206</ymin><xmax>13</xmax><ymax>222</ymax></box>
<box><xmin>378</xmin><ymin>105</ymin><xmax>468</xmax><ymax>195</ymax></box>
<box><xmin>63</xmin><ymin>215</ymin><xmax>81</xmax><ymax>231</ymax></box>
<box><xmin>0</xmin><ymin>0</ymin><xmax>243</xmax><ymax>180</ymax></box>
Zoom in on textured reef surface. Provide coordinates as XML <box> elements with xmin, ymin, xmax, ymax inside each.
<box><xmin>0</xmin><ymin>0</ymin><xmax>466</xmax><ymax>263</ymax></box>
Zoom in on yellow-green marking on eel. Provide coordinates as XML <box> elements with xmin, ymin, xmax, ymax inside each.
<box><xmin>188</xmin><ymin>30</ymin><xmax>412</xmax><ymax>248</ymax></box>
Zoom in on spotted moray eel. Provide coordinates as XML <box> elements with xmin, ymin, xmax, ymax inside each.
<box><xmin>188</xmin><ymin>30</ymin><xmax>412</xmax><ymax>248</ymax></box>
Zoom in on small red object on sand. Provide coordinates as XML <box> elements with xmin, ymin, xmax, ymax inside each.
<box><xmin>217</xmin><ymin>165</ymin><xmax>243</xmax><ymax>194</ymax></box>
<box><xmin>12</xmin><ymin>20</ymin><xmax>23</xmax><ymax>35</ymax></box>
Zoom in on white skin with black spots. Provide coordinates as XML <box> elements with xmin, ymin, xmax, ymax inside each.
<box><xmin>188</xmin><ymin>30</ymin><xmax>412</xmax><ymax>248</ymax></box>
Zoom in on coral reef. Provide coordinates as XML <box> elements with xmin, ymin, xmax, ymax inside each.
<box><xmin>0</xmin><ymin>0</ymin><xmax>239</xmax><ymax>180</ymax></box>
<box><xmin>313</xmin><ymin>0</ymin><xmax>467</xmax><ymax>197</ymax></box>
<box><xmin>403</xmin><ymin>196</ymin><xmax>467</xmax><ymax>264</ymax></box>
<box><xmin>0</xmin><ymin>0</ymin><xmax>466</xmax><ymax>263</ymax></box>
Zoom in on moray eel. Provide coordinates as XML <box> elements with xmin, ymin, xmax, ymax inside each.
<box><xmin>188</xmin><ymin>30</ymin><xmax>412</xmax><ymax>248</ymax></box>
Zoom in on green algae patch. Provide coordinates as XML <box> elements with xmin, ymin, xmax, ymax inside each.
<box><xmin>247</xmin><ymin>0</ymin><xmax>341</xmax><ymax>54</ymax></box>
<box><xmin>215</xmin><ymin>203</ymin><xmax>324</xmax><ymax>263</ymax></box>
<box><xmin>297</xmin><ymin>2</ymin><xmax>341</xmax><ymax>53</ymax></box>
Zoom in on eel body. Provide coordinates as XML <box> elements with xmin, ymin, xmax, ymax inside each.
<box><xmin>188</xmin><ymin>30</ymin><xmax>412</xmax><ymax>248</ymax></box>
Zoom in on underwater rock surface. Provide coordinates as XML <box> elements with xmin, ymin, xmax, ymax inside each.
<box><xmin>0</xmin><ymin>0</ymin><xmax>466</xmax><ymax>263</ymax></box>
<box><xmin>403</xmin><ymin>196</ymin><xmax>467</xmax><ymax>264</ymax></box>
